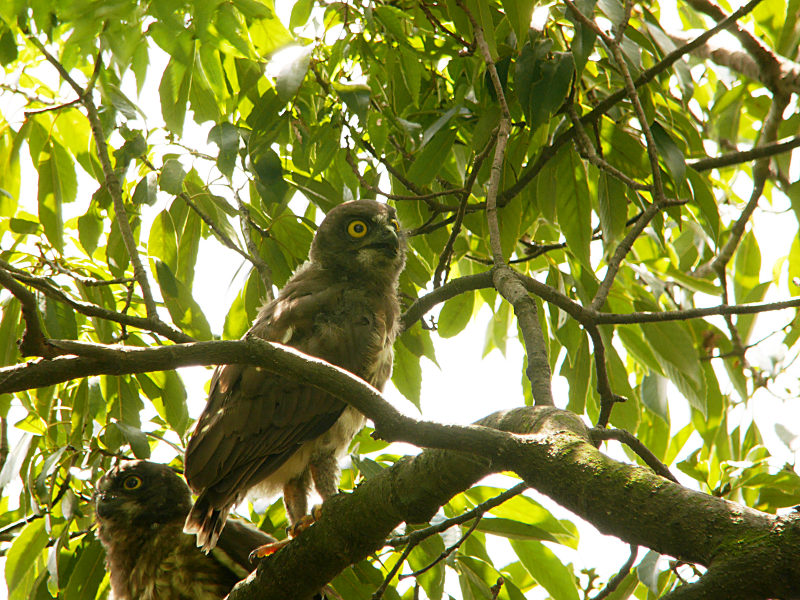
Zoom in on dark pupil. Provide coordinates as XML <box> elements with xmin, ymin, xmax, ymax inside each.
<box><xmin>354</xmin><ymin>223</ymin><xmax>364</xmax><ymax>233</ymax></box>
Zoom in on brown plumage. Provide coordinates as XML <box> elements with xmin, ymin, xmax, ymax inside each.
<box><xmin>184</xmin><ymin>200</ymin><xmax>406</xmax><ymax>551</ymax></box>
<box><xmin>94</xmin><ymin>460</ymin><xmax>275</xmax><ymax>600</ymax></box>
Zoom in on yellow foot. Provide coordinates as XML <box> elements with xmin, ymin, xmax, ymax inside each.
<box><xmin>249</xmin><ymin>538</ymin><xmax>291</xmax><ymax>560</ymax></box>
<box><xmin>287</xmin><ymin>510</ymin><xmax>319</xmax><ymax>537</ymax></box>
<box><xmin>249</xmin><ymin>508</ymin><xmax>324</xmax><ymax>561</ymax></box>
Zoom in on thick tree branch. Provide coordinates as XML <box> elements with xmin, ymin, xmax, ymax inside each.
<box><xmin>226</xmin><ymin>406</ymin><xmax>800</xmax><ymax>600</ymax></box>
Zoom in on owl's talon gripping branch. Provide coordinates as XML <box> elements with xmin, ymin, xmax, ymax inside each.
<box><xmin>183</xmin><ymin>200</ymin><xmax>406</xmax><ymax>554</ymax></box>
<box><xmin>249</xmin><ymin>508</ymin><xmax>322</xmax><ymax>560</ymax></box>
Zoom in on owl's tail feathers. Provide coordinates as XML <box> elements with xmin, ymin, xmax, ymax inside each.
<box><xmin>184</xmin><ymin>494</ymin><xmax>230</xmax><ymax>553</ymax></box>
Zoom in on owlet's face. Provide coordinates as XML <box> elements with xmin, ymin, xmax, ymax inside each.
<box><xmin>95</xmin><ymin>460</ymin><xmax>191</xmax><ymax>527</ymax></box>
<box><xmin>310</xmin><ymin>200</ymin><xmax>406</xmax><ymax>280</ymax></box>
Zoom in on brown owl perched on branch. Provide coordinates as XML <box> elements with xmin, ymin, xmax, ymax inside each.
<box><xmin>95</xmin><ymin>460</ymin><xmax>275</xmax><ymax>600</ymax></box>
<box><xmin>184</xmin><ymin>200</ymin><xmax>406</xmax><ymax>551</ymax></box>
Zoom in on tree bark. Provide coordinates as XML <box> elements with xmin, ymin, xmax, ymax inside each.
<box><xmin>227</xmin><ymin>407</ymin><xmax>800</xmax><ymax>600</ymax></box>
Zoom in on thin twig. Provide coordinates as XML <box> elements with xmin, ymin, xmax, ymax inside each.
<box><xmin>234</xmin><ymin>190</ymin><xmax>274</xmax><ymax>300</ymax></box>
<box><xmin>372</xmin><ymin>544</ymin><xmax>414</xmax><ymax>600</ymax></box>
<box><xmin>689</xmin><ymin>135</ymin><xmax>800</xmax><ymax>171</ymax></box>
<box><xmin>500</xmin><ymin>0</ymin><xmax>764</xmax><ymax>206</ymax></box>
<box><xmin>592</xmin><ymin>544</ymin><xmax>638</xmax><ymax>600</ymax></box>
<box><xmin>0</xmin><ymin>259</ymin><xmax>193</xmax><ymax>344</ymax></box>
<box><xmin>387</xmin><ymin>482</ymin><xmax>528</xmax><ymax>547</ymax></box>
<box><xmin>590</xmin><ymin>428</ymin><xmax>679</xmax><ymax>483</ymax></box>
<box><xmin>695</xmin><ymin>95</ymin><xmax>789</xmax><ymax>278</ymax></box>
<box><xmin>399</xmin><ymin>516</ymin><xmax>482</xmax><ymax>579</ymax></box>
<box><xmin>433</xmin><ymin>129</ymin><xmax>497</xmax><ymax>287</ymax></box>
<box><xmin>566</xmin><ymin>104</ymin><xmax>651</xmax><ymax>192</ymax></box>
<box><xmin>586</xmin><ymin>325</ymin><xmax>621</xmax><ymax>429</ymax></box>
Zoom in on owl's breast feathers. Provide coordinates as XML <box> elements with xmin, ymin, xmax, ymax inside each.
<box><xmin>250</xmin><ymin>263</ymin><xmax>400</xmax><ymax>387</ymax></box>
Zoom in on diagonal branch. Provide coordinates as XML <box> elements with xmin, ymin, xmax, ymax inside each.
<box><xmin>27</xmin><ymin>35</ymin><xmax>159</xmax><ymax>320</ymax></box>
<box><xmin>0</xmin><ymin>259</ymin><xmax>193</xmax><ymax>344</ymax></box>
<box><xmin>461</xmin><ymin>0</ymin><xmax>554</xmax><ymax>406</ymax></box>
<box><xmin>0</xmin><ymin>266</ymin><xmax>52</xmax><ymax>358</ymax></box>
<box><xmin>694</xmin><ymin>94</ymin><xmax>789</xmax><ymax>278</ymax></box>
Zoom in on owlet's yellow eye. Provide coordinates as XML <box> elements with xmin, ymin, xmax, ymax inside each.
<box><xmin>389</xmin><ymin>218</ymin><xmax>400</xmax><ymax>231</ymax></box>
<box><xmin>347</xmin><ymin>220</ymin><xmax>368</xmax><ymax>238</ymax></box>
<box><xmin>123</xmin><ymin>475</ymin><xmax>143</xmax><ymax>490</ymax></box>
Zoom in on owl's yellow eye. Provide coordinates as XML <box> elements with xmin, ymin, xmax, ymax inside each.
<box><xmin>123</xmin><ymin>475</ymin><xmax>142</xmax><ymax>490</ymax></box>
<box><xmin>389</xmin><ymin>218</ymin><xmax>400</xmax><ymax>231</ymax></box>
<box><xmin>347</xmin><ymin>220</ymin><xmax>368</xmax><ymax>238</ymax></box>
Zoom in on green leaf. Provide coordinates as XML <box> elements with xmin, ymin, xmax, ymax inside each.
<box><xmin>290</xmin><ymin>0</ymin><xmax>314</xmax><ymax>29</ymax></box>
<box><xmin>132</xmin><ymin>173</ymin><xmax>157</xmax><ymax>206</ymax></box>
<box><xmin>407</xmin><ymin>128</ymin><xmax>457</xmax><ymax>186</ymax></box>
<box><xmin>137</xmin><ymin>371</ymin><xmax>190</xmax><ymax>438</ymax></box>
<box><xmin>510</xmin><ymin>539</ymin><xmax>581</xmax><ymax>600</ymax></box>
<box><xmin>641</xmin><ymin>321</ymin><xmax>706</xmax><ymax>415</ymax></box>
<box><xmin>208</xmin><ymin>122</ymin><xmax>240</xmax><ymax>179</ymax></box>
<box><xmin>275</xmin><ymin>45</ymin><xmax>313</xmax><ymax>102</ymax></box>
<box><xmin>407</xmin><ymin>529</ymin><xmax>446</xmax><ymax>600</ymax></box>
<box><xmin>62</xmin><ymin>536</ymin><xmax>106</xmax><ymax>600</ymax></box>
<box><xmin>641</xmin><ymin>373</ymin><xmax>669</xmax><ymax>423</ymax></box>
<box><xmin>477</xmin><ymin>517</ymin><xmax>569</xmax><ymax>542</ymax></box>
<box><xmin>113</xmin><ymin>421</ymin><xmax>151</xmax><ymax>459</ymax></box>
<box><xmin>0</xmin><ymin>26</ymin><xmax>18</xmax><ymax>65</ymax></box>
<box><xmin>159</xmin><ymin>158</ymin><xmax>187</xmax><ymax>195</ymax></box>
<box><xmin>37</xmin><ymin>140</ymin><xmax>77</xmax><ymax>253</ymax></box>
<box><xmin>465</xmin><ymin>487</ymin><xmax>578</xmax><ymax>547</ymax></box>
<box><xmin>515</xmin><ymin>44</ymin><xmax>574</xmax><ymax>130</ymax></box>
<box><xmin>438</xmin><ymin>291</ymin><xmax>475</xmax><ymax>338</ymax></box>
<box><xmin>159</xmin><ymin>58</ymin><xmax>190</xmax><ymax>135</ymax></box>
<box><xmin>153</xmin><ymin>259</ymin><xmax>213</xmax><ymax>340</ymax></box>
<box><xmin>686</xmin><ymin>168</ymin><xmax>719</xmax><ymax>244</ymax></box>
<box><xmin>556</xmin><ymin>148</ymin><xmax>592</xmax><ymax>269</ymax></box>
<box><xmin>106</xmin><ymin>216</ymin><xmax>133</xmax><ymax>277</ymax></box>
<box><xmin>148</xmin><ymin>209</ymin><xmax>179</xmax><ymax>273</ymax></box>
<box><xmin>733</xmin><ymin>230</ymin><xmax>761</xmax><ymax>303</ymax></box>
<box><xmin>597</xmin><ymin>172</ymin><xmax>628</xmax><ymax>250</ymax></box>
<box><xmin>502</xmin><ymin>0</ymin><xmax>537</xmax><ymax>48</ymax></box>
<box><xmin>44</xmin><ymin>297</ymin><xmax>78</xmax><ymax>340</ymax></box>
<box><xmin>393</xmin><ymin>338</ymin><xmax>422</xmax><ymax>408</ymax></box>
<box><xmin>334</xmin><ymin>82</ymin><xmax>371</xmax><ymax>124</ymax></box>
<box><xmin>650</xmin><ymin>121</ymin><xmax>686</xmax><ymax>183</ymax></box>
<box><xmin>421</xmin><ymin>105</ymin><xmax>461</xmax><ymax>149</ymax></box>
<box><xmin>77</xmin><ymin>206</ymin><xmax>103</xmax><ymax>254</ymax></box>
<box><xmin>5</xmin><ymin>519</ymin><xmax>48</xmax><ymax>594</ymax></box>
<box><xmin>250</xmin><ymin>146</ymin><xmax>288</xmax><ymax>204</ymax></box>
<box><xmin>9</xmin><ymin>218</ymin><xmax>39</xmax><ymax>234</ymax></box>
<box><xmin>567</xmin><ymin>0</ymin><xmax>598</xmax><ymax>73</ymax></box>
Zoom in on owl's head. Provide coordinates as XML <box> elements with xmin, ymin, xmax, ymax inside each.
<box><xmin>310</xmin><ymin>200</ymin><xmax>406</xmax><ymax>282</ymax></box>
<box><xmin>95</xmin><ymin>460</ymin><xmax>191</xmax><ymax>528</ymax></box>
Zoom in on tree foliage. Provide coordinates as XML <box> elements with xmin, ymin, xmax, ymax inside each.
<box><xmin>1</xmin><ymin>0</ymin><xmax>800</xmax><ymax>598</ymax></box>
